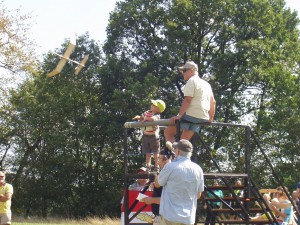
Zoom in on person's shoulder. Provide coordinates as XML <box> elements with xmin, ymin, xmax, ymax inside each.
<box><xmin>186</xmin><ymin>161</ymin><xmax>203</xmax><ymax>174</ymax></box>
<box><xmin>190</xmin><ymin>160</ymin><xmax>203</xmax><ymax>169</ymax></box>
<box><xmin>128</xmin><ymin>182</ymin><xmax>138</xmax><ymax>190</ymax></box>
<box><xmin>199</xmin><ymin>77</ymin><xmax>212</xmax><ymax>86</ymax></box>
<box><xmin>165</xmin><ymin>160</ymin><xmax>177</xmax><ymax>168</ymax></box>
<box><xmin>192</xmin><ymin>76</ymin><xmax>212</xmax><ymax>88</ymax></box>
<box><xmin>4</xmin><ymin>183</ymin><xmax>13</xmax><ymax>192</ymax></box>
<box><xmin>162</xmin><ymin>159</ymin><xmax>180</xmax><ymax>172</ymax></box>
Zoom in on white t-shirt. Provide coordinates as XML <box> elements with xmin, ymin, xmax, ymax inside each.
<box><xmin>184</xmin><ymin>75</ymin><xmax>213</xmax><ymax>120</ymax></box>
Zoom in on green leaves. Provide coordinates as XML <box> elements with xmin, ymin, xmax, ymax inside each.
<box><xmin>105</xmin><ymin>0</ymin><xmax>300</xmax><ymax>190</ymax></box>
<box><xmin>2</xmin><ymin>0</ymin><xmax>300</xmax><ymax>218</ymax></box>
<box><xmin>0</xmin><ymin>3</ymin><xmax>37</xmax><ymax>73</ymax></box>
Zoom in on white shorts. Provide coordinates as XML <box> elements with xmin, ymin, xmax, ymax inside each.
<box><xmin>0</xmin><ymin>213</ymin><xmax>12</xmax><ymax>224</ymax></box>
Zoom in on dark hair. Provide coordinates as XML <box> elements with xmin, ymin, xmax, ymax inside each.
<box><xmin>276</xmin><ymin>186</ymin><xmax>289</xmax><ymax>197</ymax></box>
<box><xmin>160</xmin><ymin>147</ymin><xmax>175</xmax><ymax>160</ymax></box>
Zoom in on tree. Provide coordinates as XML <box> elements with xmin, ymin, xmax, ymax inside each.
<box><xmin>104</xmin><ymin>0</ymin><xmax>300</xmax><ymax>188</ymax></box>
<box><xmin>9</xmin><ymin>34</ymin><xmax>125</xmax><ymax>218</ymax></box>
<box><xmin>0</xmin><ymin>1</ymin><xmax>37</xmax><ymax>73</ymax></box>
<box><xmin>4</xmin><ymin>0</ymin><xmax>300</xmax><ymax>219</ymax></box>
<box><xmin>0</xmin><ymin>2</ymin><xmax>38</xmax><ymax>171</ymax></box>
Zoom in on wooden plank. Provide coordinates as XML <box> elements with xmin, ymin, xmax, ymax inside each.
<box><xmin>205</xmin><ymin>197</ymin><xmax>256</xmax><ymax>201</ymax></box>
<box><xmin>259</xmin><ymin>189</ymin><xmax>278</xmax><ymax>193</ymax></box>
<box><xmin>206</xmin><ymin>185</ymin><xmax>245</xmax><ymax>190</ymax></box>
<box><xmin>211</xmin><ymin>208</ymin><xmax>263</xmax><ymax>212</ymax></box>
<box><xmin>217</xmin><ymin>219</ymin><xmax>276</xmax><ymax>224</ymax></box>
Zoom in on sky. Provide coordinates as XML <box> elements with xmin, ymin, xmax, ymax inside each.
<box><xmin>4</xmin><ymin>0</ymin><xmax>120</xmax><ymax>56</ymax></box>
<box><xmin>3</xmin><ymin>0</ymin><xmax>300</xmax><ymax>57</ymax></box>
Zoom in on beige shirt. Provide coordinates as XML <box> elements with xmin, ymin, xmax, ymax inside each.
<box><xmin>184</xmin><ymin>75</ymin><xmax>213</xmax><ymax>120</ymax></box>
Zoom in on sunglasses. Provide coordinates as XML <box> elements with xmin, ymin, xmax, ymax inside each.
<box><xmin>181</xmin><ymin>68</ymin><xmax>190</xmax><ymax>73</ymax></box>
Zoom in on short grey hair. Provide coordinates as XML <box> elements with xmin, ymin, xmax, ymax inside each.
<box><xmin>179</xmin><ymin>149</ymin><xmax>192</xmax><ymax>158</ymax></box>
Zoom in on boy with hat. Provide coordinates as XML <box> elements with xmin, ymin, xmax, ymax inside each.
<box><xmin>133</xmin><ymin>99</ymin><xmax>166</xmax><ymax>172</ymax></box>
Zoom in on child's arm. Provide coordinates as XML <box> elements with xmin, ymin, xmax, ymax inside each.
<box><xmin>143</xmin><ymin>116</ymin><xmax>155</xmax><ymax>122</ymax></box>
<box><xmin>271</xmin><ymin>198</ymin><xmax>292</xmax><ymax>208</ymax></box>
<box><xmin>143</xmin><ymin>197</ymin><xmax>160</xmax><ymax>204</ymax></box>
<box><xmin>270</xmin><ymin>204</ymin><xmax>287</xmax><ymax>219</ymax></box>
<box><xmin>142</xmin><ymin>114</ymin><xmax>159</xmax><ymax>122</ymax></box>
<box><xmin>132</xmin><ymin>115</ymin><xmax>143</xmax><ymax>121</ymax></box>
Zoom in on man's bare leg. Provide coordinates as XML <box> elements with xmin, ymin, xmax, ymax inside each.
<box><xmin>164</xmin><ymin>125</ymin><xmax>176</xmax><ymax>148</ymax></box>
<box><xmin>181</xmin><ymin>130</ymin><xmax>195</xmax><ymax>141</ymax></box>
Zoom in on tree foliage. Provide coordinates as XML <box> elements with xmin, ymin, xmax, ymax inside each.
<box><xmin>0</xmin><ymin>1</ymin><xmax>37</xmax><ymax>73</ymax></box>
<box><xmin>1</xmin><ymin>0</ymin><xmax>300</xmax><ymax>219</ymax></box>
<box><xmin>7</xmin><ymin>34</ymin><xmax>125</xmax><ymax>218</ymax></box>
<box><xmin>104</xmin><ymin>0</ymin><xmax>300</xmax><ymax>188</ymax></box>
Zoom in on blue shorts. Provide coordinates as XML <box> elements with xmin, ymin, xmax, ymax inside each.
<box><xmin>180</xmin><ymin>114</ymin><xmax>209</xmax><ymax>133</ymax></box>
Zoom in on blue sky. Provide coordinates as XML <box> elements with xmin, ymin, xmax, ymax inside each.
<box><xmin>4</xmin><ymin>0</ymin><xmax>119</xmax><ymax>56</ymax></box>
<box><xmin>3</xmin><ymin>0</ymin><xmax>300</xmax><ymax>57</ymax></box>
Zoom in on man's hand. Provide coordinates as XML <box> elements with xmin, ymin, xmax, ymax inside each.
<box><xmin>203</xmin><ymin>121</ymin><xmax>212</xmax><ymax>125</ymax></box>
<box><xmin>170</xmin><ymin>116</ymin><xmax>180</xmax><ymax>124</ymax></box>
<box><xmin>149</xmin><ymin>173</ymin><xmax>156</xmax><ymax>182</ymax></box>
<box><xmin>143</xmin><ymin>197</ymin><xmax>152</xmax><ymax>204</ymax></box>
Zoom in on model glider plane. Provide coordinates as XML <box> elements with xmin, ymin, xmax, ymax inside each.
<box><xmin>47</xmin><ymin>39</ymin><xmax>88</xmax><ymax>77</ymax></box>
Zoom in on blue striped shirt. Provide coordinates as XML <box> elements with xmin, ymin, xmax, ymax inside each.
<box><xmin>158</xmin><ymin>156</ymin><xmax>204</xmax><ymax>224</ymax></box>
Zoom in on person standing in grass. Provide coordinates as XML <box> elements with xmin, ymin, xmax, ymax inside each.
<box><xmin>0</xmin><ymin>171</ymin><xmax>13</xmax><ymax>225</ymax></box>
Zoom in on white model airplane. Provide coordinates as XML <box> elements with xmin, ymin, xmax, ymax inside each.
<box><xmin>47</xmin><ymin>38</ymin><xmax>89</xmax><ymax>77</ymax></box>
<box><xmin>47</xmin><ymin>39</ymin><xmax>76</xmax><ymax>77</ymax></box>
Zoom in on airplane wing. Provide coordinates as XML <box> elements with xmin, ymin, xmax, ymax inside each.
<box><xmin>47</xmin><ymin>69</ymin><xmax>60</xmax><ymax>77</ymax></box>
<box><xmin>74</xmin><ymin>55</ymin><xmax>89</xmax><ymax>75</ymax></box>
<box><xmin>47</xmin><ymin>40</ymin><xmax>76</xmax><ymax>77</ymax></box>
<box><xmin>62</xmin><ymin>41</ymin><xmax>76</xmax><ymax>59</ymax></box>
<box><xmin>47</xmin><ymin>58</ymin><xmax>67</xmax><ymax>77</ymax></box>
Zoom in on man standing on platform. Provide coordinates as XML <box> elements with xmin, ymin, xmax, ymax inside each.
<box><xmin>156</xmin><ymin>139</ymin><xmax>204</xmax><ymax>225</ymax></box>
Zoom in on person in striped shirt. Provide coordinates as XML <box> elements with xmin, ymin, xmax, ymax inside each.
<box><xmin>133</xmin><ymin>99</ymin><xmax>166</xmax><ymax>172</ymax></box>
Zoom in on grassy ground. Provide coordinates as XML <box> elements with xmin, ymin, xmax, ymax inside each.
<box><xmin>12</xmin><ymin>216</ymin><xmax>121</xmax><ymax>225</ymax></box>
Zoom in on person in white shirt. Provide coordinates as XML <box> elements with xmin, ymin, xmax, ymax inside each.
<box><xmin>164</xmin><ymin>61</ymin><xmax>216</xmax><ymax>150</ymax></box>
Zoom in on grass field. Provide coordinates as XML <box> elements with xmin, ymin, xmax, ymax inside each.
<box><xmin>11</xmin><ymin>216</ymin><xmax>121</xmax><ymax>225</ymax></box>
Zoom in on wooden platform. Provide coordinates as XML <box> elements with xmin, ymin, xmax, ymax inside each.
<box><xmin>217</xmin><ymin>219</ymin><xmax>276</xmax><ymax>224</ymax></box>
